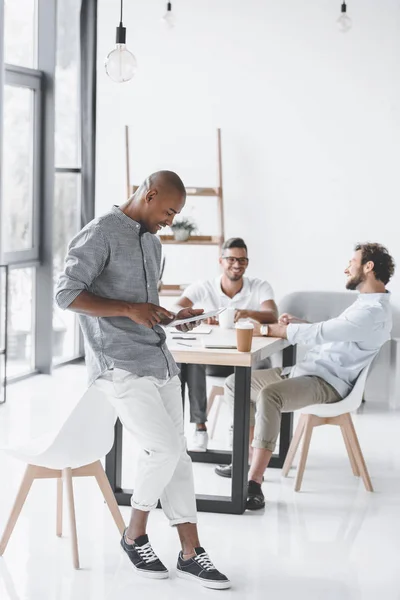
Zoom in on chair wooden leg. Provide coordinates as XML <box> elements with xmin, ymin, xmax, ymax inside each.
<box><xmin>92</xmin><ymin>461</ymin><xmax>125</xmax><ymax>535</ymax></box>
<box><xmin>206</xmin><ymin>387</ymin><xmax>219</xmax><ymax>416</ymax></box>
<box><xmin>0</xmin><ymin>465</ymin><xmax>36</xmax><ymax>555</ymax></box>
<box><xmin>282</xmin><ymin>415</ymin><xmax>306</xmax><ymax>477</ymax></box>
<box><xmin>209</xmin><ymin>395</ymin><xmax>224</xmax><ymax>440</ymax></box>
<box><xmin>294</xmin><ymin>416</ymin><xmax>315</xmax><ymax>492</ymax></box>
<box><xmin>340</xmin><ymin>422</ymin><xmax>360</xmax><ymax>477</ymax></box>
<box><xmin>207</xmin><ymin>386</ymin><xmax>224</xmax><ymax>416</ymax></box>
<box><xmin>343</xmin><ymin>414</ymin><xmax>374</xmax><ymax>492</ymax></box>
<box><xmin>56</xmin><ymin>477</ymin><xmax>63</xmax><ymax>537</ymax></box>
<box><xmin>63</xmin><ymin>468</ymin><xmax>80</xmax><ymax>569</ymax></box>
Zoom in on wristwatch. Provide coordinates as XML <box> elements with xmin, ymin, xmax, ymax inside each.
<box><xmin>260</xmin><ymin>324</ymin><xmax>269</xmax><ymax>336</ymax></box>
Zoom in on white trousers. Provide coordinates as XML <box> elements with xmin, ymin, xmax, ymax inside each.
<box><xmin>94</xmin><ymin>368</ymin><xmax>197</xmax><ymax>526</ymax></box>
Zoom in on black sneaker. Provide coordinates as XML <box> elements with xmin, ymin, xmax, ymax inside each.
<box><xmin>246</xmin><ymin>480</ymin><xmax>265</xmax><ymax>510</ymax></box>
<box><xmin>120</xmin><ymin>530</ymin><xmax>169</xmax><ymax>579</ymax></box>
<box><xmin>176</xmin><ymin>547</ymin><xmax>231</xmax><ymax>589</ymax></box>
<box><xmin>214</xmin><ymin>463</ymin><xmax>234</xmax><ymax>478</ymax></box>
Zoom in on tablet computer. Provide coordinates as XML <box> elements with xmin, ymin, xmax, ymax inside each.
<box><xmin>170</xmin><ymin>307</ymin><xmax>226</xmax><ymax>326</ymax></box>
<box><xmin>203</xmin><ymin>344</ymin><xmax>237</xmax><ymax>349</ymax></box>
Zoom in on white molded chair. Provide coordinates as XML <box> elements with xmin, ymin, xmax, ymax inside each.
<box><xmin>0</xmin><ymin>386</ymin><xmax>124</xmax><ymax>569</ymax></box>
<box><xmin>282</xmin><ymin>365</ymin><xmax>373</xmax><ymax>492</ymax></box>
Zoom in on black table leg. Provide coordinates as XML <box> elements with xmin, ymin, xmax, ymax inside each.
<box><xmin>178</xmin><ymin>362</ymin><xmax>187</xmax><ymax>411</ymax></box>
<box><xmin>230</xmin><ymin>366</ymin><xmax>251</xmax><ymax>513</ymax></box>
<box><xmin>105</xmin><ymin>419</ymin><xmax>123</xmax><ymax>493</ymax></box>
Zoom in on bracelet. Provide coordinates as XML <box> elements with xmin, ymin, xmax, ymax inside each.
<box><xmin>260</xmin><ymin>324</ymin><xmax>269</xmax><ymax>336</ymax></box>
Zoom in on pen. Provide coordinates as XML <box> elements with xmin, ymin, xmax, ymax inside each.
<box><xmin>177</xmin><ymin>342</ymin><xmax>193</xmax><ymax>347</ymax></box>
<box><xmin>172</xmin><ymin>336</ymin><xmax>196</xmax><ymax>340</ymax></box>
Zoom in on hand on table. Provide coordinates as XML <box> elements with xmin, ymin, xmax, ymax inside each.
<box><xmin>279</xmin><ymin>313</ymin><xmax>307</xmax><ymax>325</ymax></box>
<box><xmin>206</xmin><ymin>317</ymin><xmax>219</xmax><ymax>325</ymax></box>
<box><xmin>234</xmin><ymin>309</ymin><xmax>251</xmax><ymax>322</ymax></box>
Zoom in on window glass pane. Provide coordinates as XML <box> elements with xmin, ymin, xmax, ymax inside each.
<box><xmin>55</xmin><ymin>0</ymin><xmax>80</xmax><ymax>167</ymax></box>
<box><xmin>0</xmin><ymin>268</ymin><xmax>7</xmax><ymax>402</ymax></box>
<box><xmin>8</xmin><ymin>268</ymin><xmax>35</xmax><ymax>377</ymax></box>
<box><xmin>53</xmin><ymin>173</ymin><xmax>81</xmax><ymax>362</ymax></box>
<box><xmin>2</xmin><ymin>85</ymin><xmax>35</xmax><ymax>253</ymax></box>
<box><xmin>4</xmin><ymin>0</ymin><xmax>37</xmax><ymax>68</ymax></box>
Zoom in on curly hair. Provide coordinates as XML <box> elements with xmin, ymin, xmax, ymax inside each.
<box><xmin>355</xmin><ymin>243</ymin><xmax>395</xmax><ymax>285</ymax></box>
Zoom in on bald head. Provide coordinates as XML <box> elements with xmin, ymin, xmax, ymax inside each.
<box><xmin>140</xmin><ymin>170</ymin><xmax>186</xmax><ymax>199</ymax></box>
<box><xmin>131</xmin><ymin>170</ymin><xmax>187</xmax><ymax>234</ymax></box>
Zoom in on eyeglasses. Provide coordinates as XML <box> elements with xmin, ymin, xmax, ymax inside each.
<box><xmin>222</xmin><ymin>256</ymin><xmax>249</xmax><ymax>266</ymax></box>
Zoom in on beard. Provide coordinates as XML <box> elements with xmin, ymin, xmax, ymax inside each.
<box><xmin>346</xmin><ymin>269</ymin><xmax>365</xmax><ymax>290</ymax></box>
<box><xmin>226</xmin><ymin>271</ymin><xmax>243</xmax><ymax>282</ymax></box>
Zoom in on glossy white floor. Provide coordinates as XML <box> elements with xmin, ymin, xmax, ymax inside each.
<box><xmin>1</xmin><ymin>364</ymin><xmax>400</xmax><ymax>600</ymax></box>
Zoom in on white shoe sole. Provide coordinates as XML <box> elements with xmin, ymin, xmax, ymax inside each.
<box><xmin>188</xmin><ymin>446</ymin><xmax>207</xmax><ymax>453</ymax></box>
<box><xmin>121</xmin><ymin>548</ymin><xmax>169</xmax><ymax>579</ymax></box>
<box><xmin>176</xmin><ymin>569</ymin><xmax>231</xmax><ymax>589</ymax></box>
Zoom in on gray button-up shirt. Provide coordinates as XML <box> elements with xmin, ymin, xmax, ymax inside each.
<box><xmin>55</xmin><ymin>206</ymin><xmax>179</xmax><ymax>385</ymax></box>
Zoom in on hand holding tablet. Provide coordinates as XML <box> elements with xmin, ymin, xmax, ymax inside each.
<box><xmin>170</xmin><ymin>307</ymin><xmax>226</xmax><ymax>326</ymax></box>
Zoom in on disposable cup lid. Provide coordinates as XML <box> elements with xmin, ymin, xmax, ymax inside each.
<box><xmin>235</xmin><ymin>320</ymin><xmax>254</xmax><ymax>330</ymax></box>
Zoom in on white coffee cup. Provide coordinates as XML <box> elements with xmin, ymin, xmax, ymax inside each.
<box><xmin>218</xmin><ymin>307</ymin><xmax>236</xmax><ymax>329</ymax></box>
<box><xmin>235</xmin><ymin>320</ymin><xmax>254</xmax><ymax>352</ymax></box>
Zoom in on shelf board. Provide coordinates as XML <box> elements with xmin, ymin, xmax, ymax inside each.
<box><xmin>159</xmin><ymin>284</ymin><xmax>187</xmax><ymax>297</ymax></box>
<box><xmin>131</xmin><ymin>185</ymin><xmax>220</xmax><ymax>197</ymax></box>
<box><xmin>159</xmin><ymin>235</ymin><xmax>221</xmax><ymax>246</ymax></box>
<box><xmin>185</xmin><ymin>187</ymin><xmax>220</xmax><ymax>197</ymax></box>
<box><xmin>159</xmin><ymin>289</ymin><xmax>184</xmax><ymax>297</ymax></box>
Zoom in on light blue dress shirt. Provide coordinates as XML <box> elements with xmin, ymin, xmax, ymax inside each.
<box><xmin>285</xmin><ymin>293</ymin><xmax>392</xmax><ymax>397</ymax></box>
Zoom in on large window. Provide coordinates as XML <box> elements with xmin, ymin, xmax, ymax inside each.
<box><xmin>0</xmin><ymin>0</ymin><xmax>96</xmax><ymax>387</ymax></box>
<box><xmin>1</xmin><ymin>1</ymin><xmax>43</xmax><ymax>378</ymax></box>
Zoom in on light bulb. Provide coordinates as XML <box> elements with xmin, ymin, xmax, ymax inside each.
<box><xmin>105</xmin><ymin>14</ymin><xmax>138</xmax><ymax>83</ymax></box>
<box><xmin>337</xmin><ymin>2</ymin><xmax>352</xmax><ymax>33</ymax></box>
<box><xmin>162</xmin><ymin>2</ymin><xmax>175</xmax><ymax>29</ymax></box>
<box><xmin>105</xmin><ymin>44</ymin><xmax>137</xmax><ymax>83</ymax></box>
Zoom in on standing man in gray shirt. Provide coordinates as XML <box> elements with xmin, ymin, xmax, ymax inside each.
<box><xmin>55</xmin><ymin>171</ymin><xmax>230</xmax><ymax>589</ymax></box>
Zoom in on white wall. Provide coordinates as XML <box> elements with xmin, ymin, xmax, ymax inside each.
<box><xmin>96</xmin><ymin>0</ymin><xmax>400</xmax><ymax>325</ymax></box>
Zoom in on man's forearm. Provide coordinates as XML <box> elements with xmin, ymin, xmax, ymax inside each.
<box><xmin>68</xmin><ymin>290</ymin><xmax>131</xmax><ymax>318</ymax></box>
<box><xmin>267</xmin><ymin>323</ymin><xmax>288</xmax><ymax>339</ymax></box>
<box><xmin>248</xmin><ymin>310</ymin><xmax>278</xmax><ymax>324</ymax></box>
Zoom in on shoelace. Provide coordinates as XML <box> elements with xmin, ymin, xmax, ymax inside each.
<box><xmin>136</xmin><ymin>542</ymin><xmax>159</xmax><ymax>564</ymax></box>
<box><xmin>194</xmin><ymin>552</ymin><xmax>216</xmax><ymax>572</ymax></box>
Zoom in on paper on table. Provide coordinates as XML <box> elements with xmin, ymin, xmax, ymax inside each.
<box><xmin>168</xmin><ymin>325</ymin><xmax>213</xmax><ymax>335</ymax></box>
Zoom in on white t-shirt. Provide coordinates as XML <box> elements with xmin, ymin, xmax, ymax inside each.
<box><xmin>182</xmin><ymin>276</ymin><xmax>275</xmax><ymax>312</ymax></box>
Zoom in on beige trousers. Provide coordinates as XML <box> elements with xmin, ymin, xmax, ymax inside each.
<box><xmin>224</xmin><ymin>368</ymin><xmax>341</xmax><ymax>452</ymax></box>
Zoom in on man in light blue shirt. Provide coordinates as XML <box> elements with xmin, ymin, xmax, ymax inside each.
<box><xmin>221</xmin><ymin>243</ymin><xmax>395</xmax><ymax>509</ymax></box>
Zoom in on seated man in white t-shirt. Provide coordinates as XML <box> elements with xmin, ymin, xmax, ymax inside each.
<box><xmin>175</xmin><ymin>237</ymin><xmax>278</xmax><ymax>451</ymax></box>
